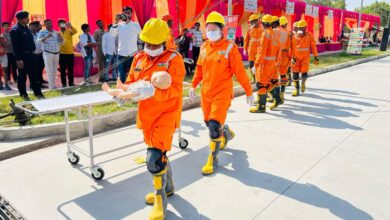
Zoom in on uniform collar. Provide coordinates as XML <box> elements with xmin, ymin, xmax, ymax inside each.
<box><xmin>209</xmin><ymin>38</ymin><xmax>225</xmax><ymax>46</ymax></box>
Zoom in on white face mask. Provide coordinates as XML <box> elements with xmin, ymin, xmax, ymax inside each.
<box><xmin>60</xmin><ymin>23</ymin><xmax>66</xmax><ymax>28</ymax></box>
<box><xmin>206</xmin><ymin>30</ymin><xmax>222</xmax><ymax>41</ymax></box>
<box><xmin>297</xmin><ymin>30</ymin><xmax>304</xmax><ymax>35</ymax></box>
<box><xmin>144</xmin><ymin>46</ymin><xmax>164</xmax><ymax>57</ymax></box>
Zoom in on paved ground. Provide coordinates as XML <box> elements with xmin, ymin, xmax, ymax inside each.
<box><xmin>1</xmin><ymin>56</ymin><xmax>390</xmax><ymax>220</ymax></box>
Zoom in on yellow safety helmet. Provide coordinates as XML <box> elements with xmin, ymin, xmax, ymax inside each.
<box><xmin>261</xmin><ymin>14</ymin><xmax>273</xmax><ymax>23</ymax></box>
<box><xmin>139</xmin><ymin>18</ymin><xmax>170</xmax><ymax>45</ymax></box>
<box><xmin>279</xmin><ymin>16</ymin><xmax>288</xmax><ymax>26</ymax></box>
<box><xmin>271</xmin><ymin>16</ymin><xmax>279</xmax><ymax>22</ymax></box>
<box><xmin>297</xmin><ymin>19</ymin><xmax>307</xmax><ymax>28</ymax></box>
<box><xmin>249</xmin><ymin>14</ymin><xmax>260</xmax><ymax>22</ymax></box>
<box><xmin>206</xmin><ymin>11</ymin><xmax>226</xmax><ymax>25</ymax></box>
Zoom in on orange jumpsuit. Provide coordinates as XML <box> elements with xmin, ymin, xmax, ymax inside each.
<box><xmin>276</xmin><ymin>27</ymin><xmax>292</xmax><ymax>77</ymax></box>
<box><xmin>243</xmin><ymin>26</ymin><xmax>263</xmax><ymax>62</ymax></box>
<box><xmin>292</xmin><ymin>32</ymin><xmax>318</xmax><ymax>73</ymax></box>
<box><xmin>125</xmin><ymin>49</ymin><xmax>185</xmax><ymax>151</ymax></box>
<box><xmin>166</xmin><ymin>31</ymin><xmax>177</xmax><ymax>50</ymax></box>
<box><xmin>255</xmin><ymin>28</ymin><xmax>280</xmax><ymax>94</ymax></box>
<box><xmin>192</xmin><ymin>39</ymin><xmax>252</xmax><ymax>124</ymax></box>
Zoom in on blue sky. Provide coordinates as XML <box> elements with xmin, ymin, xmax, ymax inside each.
<box><xmin>345</xmin><ymin>0</ymin><xmax>386</xmax><ymax>11</ymax></box>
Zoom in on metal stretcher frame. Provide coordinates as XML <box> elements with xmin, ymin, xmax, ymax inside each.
<box><xmin>15</xmin><ymin>91</ymin><xmax>188</xmax><ymax>180</ymax></box>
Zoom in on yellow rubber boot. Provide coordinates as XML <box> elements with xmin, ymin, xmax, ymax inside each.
<box><xmin>149</xmin><ymin>169</ymin><xmax>167</xmax><ymax>220</ymax></box>
<box><xmin>146</xmin><ymin>161</ymin><xmax>174</xmax><ymax>205</ymax></box>
<box><xmin>220</xmin><ymin>124</ymin><xmax>235</xmax><ymax>150</ymax></box>
<box><xmin>266</xmin><ymin>92</ymin><xmax>274</xmax><ymax>103</ymax></box>
<box><xmin>301</xmin><ymin>73</ymin><xmax>308</xmax><ymax>93</ymax></box>
<box><xmin>301</xmin><ymin>79</ymin><xmax>307</xmax><ymax>93</ymax></box>
<box><xmin>250</xmin><ymin>94</ymin><xmax>267</xmax><ymax>113</ymax></box>
<box><xmin>270</xmin><ymin>87</ymin><xmax>284</xmax><ymax>110</ymax></box>
<box><xmin>202</xmin><ymin>137</ymin><xmax>223</xmax><ymax>175</ymax></box>
<box><xmin>291</xmin><ymin>81</ymin><xmax>300</xmax><ymax>97</ymax></box>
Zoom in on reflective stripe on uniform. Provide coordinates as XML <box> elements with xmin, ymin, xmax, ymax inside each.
<box><xmin>224</xmin><ymin>43</ymin><xmax>234</xmax><ymax>59</ymax></box>
<box><xmin>264</xmin><ymin>56</ymin><xmax>276</xmax><ymax>60</ymax></box>
<box><xmin>297</xmin><ymin>48</ymin><xmax>309</xmax><ymax>51</ymax></box>
<box><xmin>165</xmin><ymin>52</ymin><xmax>178</xmax><ymax>68</ymax></box>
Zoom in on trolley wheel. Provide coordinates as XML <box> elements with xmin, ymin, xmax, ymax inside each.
<box><xmin>67</xmin><ymin>152</ymin><xmax>80</xmax><ymax>165</ymax></box>
<box><xmin>179</xmin><ymin>138</ymin><xmax>189</xmax><ymax>149</ymax></box>
<box><xmin>91</xmin><ymin>168</ymin><xmax>105</xmax><ymax>180</ymax></box>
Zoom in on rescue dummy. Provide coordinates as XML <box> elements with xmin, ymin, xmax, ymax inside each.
<box><xmin>189</xmin><ymin>11</ymin><xmax>254</xmax><ymax>175</ymax></box>
<box><xmin>102</xmin><ymin>71</ymin><xmax>172</xmax><ymax>99</ymax></box>
<box><xmin>244</xmin><ymin>14</ymin><xmax>263</xmax><ymax>83</ymax></box>
<box><xmin>291</xmin><ymin>19</ymin><xmax>319</xmax><ymax>97</ymax></box>
<box><xmin>114</xmin><ymin>18</ymin><xmax>185</xmax><ymax>220</ymax></box>
<box><xmin>250</xmin><ymin>14</ymin><xmax>282</xmax><ymax>113</ymax></box>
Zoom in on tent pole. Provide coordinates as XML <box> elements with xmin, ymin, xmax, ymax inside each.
<box><xmin>357</xmin><ymin>0</ymin><xmax>363</xmax><ymax>29</ymax></box>
<box><xmin>228</xmin><ymin>0</ymin><xmax>232</xmax><ymax>16</ymax></box>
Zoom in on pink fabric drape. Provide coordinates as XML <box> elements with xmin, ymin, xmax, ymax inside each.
<box><xmin>45</xmin><ymin>0</ymin><xmax>69</xmax><ymax>30</ymax></box>
<box><xmin>333</xmin><ymin>10</ymin><xmax>342</xmax><ymax>41</ymax></box>
<box><xmin>1</xmin><ymin>0</ymin><xmax>22</xmax><ymax>26</ymax></box>
<box><xmin>131</xmin><ymin>0</ymin><xmax>155</xmax><ymax>28</ymax></box>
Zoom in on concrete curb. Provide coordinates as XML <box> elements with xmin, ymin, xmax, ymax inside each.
<box><xmin>0</xmin><ymin>53</ymin><xmax>388</xmax><ymax>160</ymax></box>
<box><xmin>308</xmin><ymin>53</ymin><xmax>390</xmax><ymax>77</ymax></box>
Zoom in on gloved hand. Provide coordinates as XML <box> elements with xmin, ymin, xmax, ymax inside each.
<box><xmin>246</xmin><ymin>95</ymin><xmax>255</xmax><ymax>106</ymax></box>
<box><xmin>314</xmin><ymin>56</ymin><xmax>319</xmax><ymax>65</ymax></box>
<box><xmin>251</xmin><ymin>67</ymin><xmax>256</xmax><ymax>74</ymax></box>
<box><xmin>127</xmin><ymin>80</ymin><xmax>155</xmax><ymax>101</ymax></box>
<box><xmin>243</xmin><ymin>50</ymin><xmax>248</xmax><ymax>56</ymax></box>
<box><xmin>189</xmin><ymin>88</ymin><xmax>196</xmax><ymax>102</ymax></box>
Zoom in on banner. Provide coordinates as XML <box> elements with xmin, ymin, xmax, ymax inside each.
<box><xmin>305</xmin><ymin>4</ymin><xmax>313</xmax><ymax>16</ymax></box>
<box><xmin>312</xmin><ymin>6</ymin><xmax>319</xmax><ymax>17</ymax></box>
<box><xmin>347</xmin><ymin>28</ymin><xmax>364</xmax><ymax>55</ymax></box>
<box><xmin>286</xmin><ymin>1</ymin><xmax>294</xmax><ymax>15</ymax></box>
<box><xmin>30</xmin><ymin>14</ymin><xmax>44</xmax><ymax>23</ymax></box>
<box><xmin>328</xmin><ymin>10</ymin><xmax>333</xmax><ymax>19</ymax></box>
<box><xmin>224</xmin><ymin>15</ymin><xmax>238</xmax><ymax>40</ymax></box>
<box><xmin>244</xmin><ymin>0</ymin><xmax>257</xmax><ymax>13</ymax></box>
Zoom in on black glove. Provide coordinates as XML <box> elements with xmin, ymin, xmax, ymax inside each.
<box><xmin>314</xmin><ymin>56</ymin><xmax>319</xmax><ymax>61</ymax></box>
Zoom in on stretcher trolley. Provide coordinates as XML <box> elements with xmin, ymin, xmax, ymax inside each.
<box><xmin>15</xmin><ymin>91</ymin><xmax>188</xmax><ymax>180</ymax></box>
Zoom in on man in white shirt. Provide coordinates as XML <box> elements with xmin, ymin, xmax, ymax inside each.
<box><xmin>79</xmin><ymin>23</ymin><xmax>97</xmax><ymax>84</ymax></box>
<box><xmin>102</xmin><ymin>24</ymin><xmax>118</xmax><ymax>82</ymax></box>
<box><xmin>29</xmin><ymin>21</ymin><xmax>47</xmax><ymax>89</ymax></box>
<box><xmin>110</xmin><ymin>6</ymin><xmax>141</xmax><ymax>83</ymax></box>
<box><xmin>38</xmin><ymin>19</ymin><xmax>63</xmax><ymax>89</ymax></box>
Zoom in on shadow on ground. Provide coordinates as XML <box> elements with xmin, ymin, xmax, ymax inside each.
<box><xmin>56</xmin><ymin>145</ymin><xmax>372</xmax><ymax>220</ymax></box>
<box><xmin>220</xmin><ymin>148</ymin><xmax>373</xmax><ymax>220</ymax></box>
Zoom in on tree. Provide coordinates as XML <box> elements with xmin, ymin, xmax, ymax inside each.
<box><xmin>305</xmin><ymin>0</ymin><xmax>346</xmax><ymax>9</ymax></box>
<box><xmin>355</xmin><ymin>1</ymin><xmax>390</xmax><ymax>27</ymax></box>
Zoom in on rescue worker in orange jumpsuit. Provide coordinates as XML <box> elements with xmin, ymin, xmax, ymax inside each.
<box><xmin>250</xmin><ymin>14</ymin><xmax>282</xmax><ymax>113</ymax></box>
<box><xmin>162</xmin><ymin>15</ymin><xmax>177</xmax><ymax>51</ymax></box>
<box><xmin>268</xmin><ymin>15</ymin><xmax>282</xmax><ymax>104</ymax></box>
<box><xmin>189</xmin><ymin>11</ymin><xmax>254</xmax><ymax>175</ymax></box>
<box><xmin>287</xmin><ymin>21</ymin><xmax>299</xmax><ymax>86</ymax></box>
<box><xmin>291</xmin><ymin>19</ymin><xmax>319</xmax><ymax>97</ymax></box>
<box><xmin>276</xmin><ymin>16</ymin><xmax>292</xmax><ymax>101</ymax></box>
<box><xmin>243</xmin><ymin>14</ymin><xmax>263</xmax><ymax>83</ymax></box>
<box><xmin>118</xmin><ymin>18</ymin><xmax>185</xmax><ymax>220</ymax></box>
